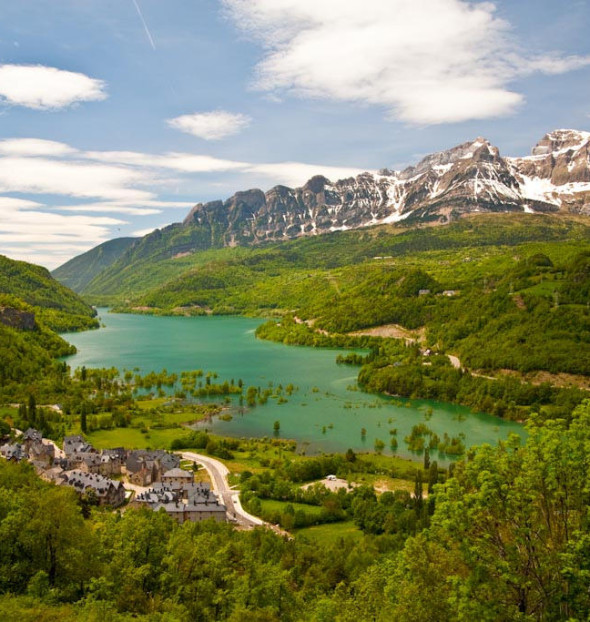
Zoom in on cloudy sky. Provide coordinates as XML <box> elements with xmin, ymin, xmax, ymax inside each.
<box><xmin>0</xmin><ymin>0</ymin><xmax>589</xmax><ymax>269</ymax></box>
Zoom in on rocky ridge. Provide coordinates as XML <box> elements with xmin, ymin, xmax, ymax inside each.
<box><xmin>180</xmin><ymin>129</ymin><xmax>590</xmax><ymax>247</ymax></box>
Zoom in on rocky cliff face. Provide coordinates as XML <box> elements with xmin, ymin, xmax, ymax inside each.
<box><xmin>181</xmin><ymin>129</ymin><xmax>590</xmax><ymax>247</ymax></box>
<box><xmin>0</xmin><ymin>307</ymin><xmax>36</xmax><ymax>331</ymax></box>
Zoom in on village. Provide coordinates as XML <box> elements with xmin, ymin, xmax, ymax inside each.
<box><xmin>0</xmin><ymin>428</ymin><xmax>228</xmax><ymax>524</ymax></box>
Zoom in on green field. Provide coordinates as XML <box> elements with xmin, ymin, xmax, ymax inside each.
<box><xmin>86</xmin><ymin>425</ymin><xmax>193</xmax><ymax>451</ymax></box>
<box><xmin>294</xmin><ymin>520</ymin><xmax>364</xmax><ymax>543</ymax></box>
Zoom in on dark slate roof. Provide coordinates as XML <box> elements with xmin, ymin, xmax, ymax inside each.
<box><xmin>62</xmin><ymin>470</ymin><xmax>124</xmax><ymax>498</ymax></box>
<box><xmin>126</xmin><ymin>449</ymin><xmax>180</xmax><ymax>473</ymax></box>
<box><xmin>102</xmin><ymin>447</ymin><xmax>127</xmax><ymax>460</ymax></box>
<box><xmin>63</xmin><ymin>435</ymin><xmax>95</xmax><ymax>455</ymax></box>
<box><xmin>23</xmin><ymin>428</ymin><xmax>42</xmax><ymax>442</ymax></box>
<box><xmin>163</xmin><ymin>467</ymin><xmax>193</xmax><ymax>479</ymax></box>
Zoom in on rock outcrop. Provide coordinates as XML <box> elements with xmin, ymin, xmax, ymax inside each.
<box><xmin>0</xmin><ymin>307</ymin><xmax>36</xmax><ymax>331</ymax></box>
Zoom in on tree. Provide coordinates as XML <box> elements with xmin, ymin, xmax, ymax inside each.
<box><xmin>345</xmin><ymin>448</ymin><xmax>356</xmax><ymax>462</ymax></box>
<box><xmin>428</xmin><ymin>461</ymin><xmax>438</xmax><ymax>494</ymax></box>
<box><xmin>413</xmin><ymin>470</ymin><xmax>423</xmax><ymax>516</ymax></box>
<box><xmin>28</xmin><ymin>394</ymin><xmax>36</xmax><ymax>425</ymax></box>
<box><xmin>423</xmin><ymin>447</ymin><xmax>430</xmax><ymax>470</ymax></box>
<box><xmin>80</xmin><ymin>407</ymin><xmax>88</xmax><ymax>434</ymax></box>
<box><xmin>273</xmin><ymin>420</ymin><xmax>280</xmax><ymax>434</ymax></box>
<box><xmin>386</xmin><ymin>401</ymin><xmax>590</xmax><ymax>620</ymax></box>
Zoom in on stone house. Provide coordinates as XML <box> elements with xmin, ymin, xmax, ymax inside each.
<box><xmin>162</xmin><ymin>467</ymin><xmax>194</xmax><ymax>487</ymax></box>
<box><xmin>28</xmin><ymin>440</ymin><xmax>55</xmax><ymax>468</ymax></box>
<box><xmin>100</xmin><ymin>453</ymin><xmax>122</xmax><ymax>477</ymax></box>
<box><xmin>63</xmin><ymin>435</ymin><xmax>96</xmax><ymax>457</ymax></box>
<box><xmin>154</xmin><ymin>500</ymin><xmax>226</xmax><ymax>524</ymax></box>
<box><xmin>129</xmin><ymin>462</ymin><xmax>159</xmax><ymax>487</ymax></box>
<box><xmin>61</xmin><ymin>470</ymin><xmax>125</xmax><ymax>507</ymax></box>
<box><xmin>77</xmin><ymin>452</ymin><xmax>103</xmax><ymax>474</ymax></box>
<box><xmin>22</xmin><ymin>428</ymin><xmax>42</xmax><ymax>450</ymax></box>
<box><xmin>126</xmin><ymin>450</ymin><xmax>180</xmax><ymax>484</ymax></box>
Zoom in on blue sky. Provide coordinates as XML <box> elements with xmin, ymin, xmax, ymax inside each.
<box><xmin>0</xmin><ymin>0</ymin><xmax>589</xmax><ymax>268</ymax></box>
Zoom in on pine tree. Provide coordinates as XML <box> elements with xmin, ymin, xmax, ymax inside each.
<box><xmin>414</xmin><ymin>470</ymin><xmax>423</xmax><ymax>516</ymax></box>
<box><xmin>428</xmin><ymin>461</ymin><xmax>438</xmax><ymax>494</ymax></box>
<box><xmin>80</xmin><ymin>406</ymin><xmax>88</xmax><ymax>434</ymax></box>
<box><xmin>28</xmin><ymin>394</ymin><xmax>37</xmax><ymax>425</ymax></box>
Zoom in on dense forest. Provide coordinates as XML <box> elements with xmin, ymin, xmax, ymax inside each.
<box><xmin>0</xmin><ymin>254</ymin><xmax>98</xmax><ymax>333</ymax></box>
<box><xmin>2</xmin><ymin>401</ymin><xmax>590</xmax><ymax>621</ymax></box>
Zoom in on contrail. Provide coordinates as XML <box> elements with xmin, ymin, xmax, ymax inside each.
<box><xmin>131</xmin><ymin>0</ymin><xmax>156</xmax><ymax>50</ymax></box>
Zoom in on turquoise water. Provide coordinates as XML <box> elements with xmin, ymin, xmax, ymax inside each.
<box><xmin>62</xmin><ymin>310</ymin><xmax>524</xmax><ymax>462</ymax></box>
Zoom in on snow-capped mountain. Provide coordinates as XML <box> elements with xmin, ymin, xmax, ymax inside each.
<box><xmin>181</xmin><ymin>129</ymin><xmax>590</xmax><ymax>246</ymax></box>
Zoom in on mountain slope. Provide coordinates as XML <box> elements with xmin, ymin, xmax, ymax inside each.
<box><xmin>51</xmin><ymin>237</ymin><xmax>138</xmax><ymax>293</ymax></box>
<box><xmin>67</xmin><ymin>129</ymin><xmax>590</xmax><ymax>301</ymax></box>
<box><xmin>0</xmin><ymin>254</ymin><xmax>98</xmax><ymax>331</ymax></box>
<box><xmin>0</xmin><ymin>255</ymin><xmax>102</xmax><ymax>391</ymax></box>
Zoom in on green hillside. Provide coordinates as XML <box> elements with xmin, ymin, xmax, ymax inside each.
<box><xmin>80</xmin><ymin>223</ymin><xmax>250</xmax><ymax>302</ymax></box>
<box><xmin>0</xmin><ymin>294</ymin><xmax>76</xmax><ymax>389</ymax></box>
<box><xmin>82</xmin><ymin>213</ymin><xmax>581</xmax><ymax>300</ymax></box>
<box><xmin>0</xmin><ymin>254</ymin><xmax>98</xmax><ymax>332</ymax></box>
<box><xmin>0</xmin><ymin>255</ymin><xmax>101</xmax><ymax>396</ymax></box>
<box><xmin>52</xmin><ymin>236</ymin><xmax>137</xmax><ymax>293</ymax></box>
<box><xmin>89</xmin><ymin>214</ymin><xmax>590</xmax><ymax>394</ymax></box>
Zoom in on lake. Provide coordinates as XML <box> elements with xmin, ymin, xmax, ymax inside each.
<box><xmin>62</xmin><ymin>310</ymin><xmax>524</xmax><ymax>462</ymax></box>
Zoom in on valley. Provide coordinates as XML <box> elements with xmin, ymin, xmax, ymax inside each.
<box><xmin>2</xmin><ymin>132</ymin><xmax>590</xmax><ymax>620</ymax></box>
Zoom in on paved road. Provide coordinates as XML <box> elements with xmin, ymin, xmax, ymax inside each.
<box><xmin>180</xmin><ymin>451</ymin><xmax>265</xmax><ymax>529</ymax></box>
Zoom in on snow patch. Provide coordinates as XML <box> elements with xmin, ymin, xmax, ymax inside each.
<box><xmin>518</xmin><ymin>175</ymin><xmax>561</xmax><ymax>205</ymax></box>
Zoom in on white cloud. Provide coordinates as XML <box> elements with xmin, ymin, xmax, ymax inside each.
<box><xmin>82</xmin><ymin>149</ymin><xmax>368</xmax><ymax>184</ymax></box>
<box><xmin>246</xmin><ymin>161</ymin><xmax>369</xmax><ymax>187</ymax></box>
<box><xmin>167</xmin><ymin>110</ymin><xmax>251</xmax><ymax>140</ymax></box>
<box><xmin>84</xmin><ymin>149</ymin><xmax>248</xmax><ymax>173</ymax></box>
<box><xmin>55</xmin><ymin>199</ymin><xmax>194</xmax><ymax>216</ymax></box>
<box><xmin>0</xmin><ymin>196</ymin><xmax>44</xmax><ymax>209</ymax></box>
<box><xmin>0</xmin><ymin>201</ymin><xmax>126</xmax><ymax>269</ymax></box>
<box><xmin>0</xmin><ymin>157</ymin><xmax>153</xmax><ymax>201</ymax></box>
<box><xmin>59</xmin><ymin>205</ymin><xmax>162</xmax><ymax>216</ymax></box>
<box><xmin>0</xmin><ymin>135</ymin><xmax>371</xmax><ymax>268</ymax></box>
<box><xmin>222</xmin><ymin>0</ymin><xmax>590</xmax><ymax>125</ymax></box>
<box><xmin>0</xmin><ymin>138</ymin><xmax>77</xmax><ymax>156</ymax></box>
<box><xmin>0</xmin><ymin>64</ymin><xmax>107</xmax><ymax>110</ymax></box>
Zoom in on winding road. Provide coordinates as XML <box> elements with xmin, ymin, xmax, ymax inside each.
<box><xmin>180</xmin><ymin>451</ymin><xmax>266</xmax><ymax>529</ymax></box>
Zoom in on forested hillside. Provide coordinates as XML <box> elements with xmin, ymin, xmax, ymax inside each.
<box><xmin>2</xmin><ymin>401</ymin><xmax>590</xmax><ymax>620</ymax></box>
<box><xmin>80</xmin><ymin>213</ymin><xmax>580</xmax><ymax>302</ymax></box>
<box><xmin>0</xmin><ymin>255</ymin><xmax>98</xmax><ymax>332</ymax></box>
<box><xmin>96</xmin><ymin>215</ymin><xmax>590</xmax><ymax>385</ymax></box>
<box><xmin>51</xmin><ymin>237</ymin><xmax>137</xmax><ymax>293</ymax></box>
<box><xmin>0</xmin><ymin>255</ymin><xmax>99</xmax><ymax>398</ymax></box>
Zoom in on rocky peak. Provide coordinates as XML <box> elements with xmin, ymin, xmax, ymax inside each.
<box><xmin>515</xmin><ymin>129</ymin><xmax>590</xmax><ymax>190</ymax></box>
<box><xmin>402</xmin><ymin>137</ymin><xmax>497</xmax><ymax>179</ymax></box>
<box><xmin>303</xmin><ymin>175</ymin><xmax>331</xmax><ymax>194</ymax></box>
<box><xmin>172</xmin><ymin>129</ymin><xmax>590</xmax><ymax>253</ymax></box>
<box><xmin>532</xmin><ymin>129</ymin><xmax>590</xmax><ymax>156</ymax></box>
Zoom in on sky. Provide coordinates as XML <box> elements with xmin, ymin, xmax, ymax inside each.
<box><xmin>0</xmin><ymin>0</ymin><xmax>589</xmax><ymax>269</ymax></box>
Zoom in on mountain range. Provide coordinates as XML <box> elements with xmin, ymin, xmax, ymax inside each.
<box><xmin>53</xmin><ymin>129</ymin><xmax>590</xmax><ymax>294</ymax></box>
